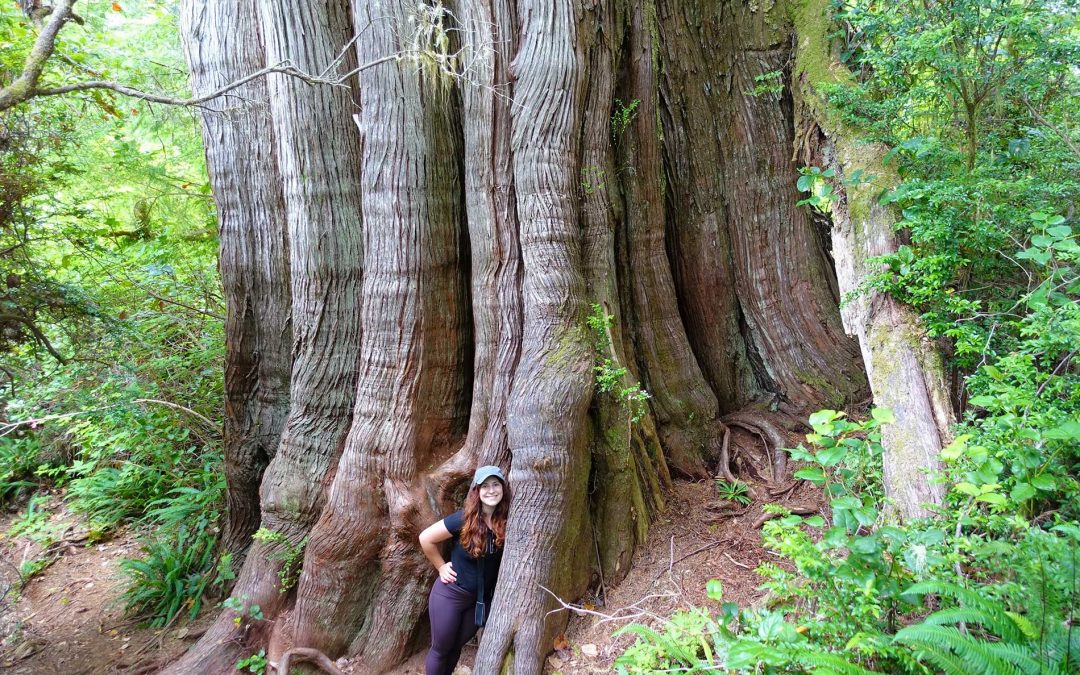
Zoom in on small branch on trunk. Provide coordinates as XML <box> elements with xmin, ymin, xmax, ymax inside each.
<box><xmin>273</xmin><ymin>648</ymin><xmax>344</xmax><ymax>675</ymax></box>
<box><xmin>1022</xmin><ymin>97</ymin><xmax>1080</xmax><ymax>161</ymax></box>
<box><xmin>0</xmin><ymin>0</ymin><xmax>78</xmax><ymax>111</ymax></box>
<box><xmin>0</xmin><ymin>398</ymin><xmax>219</xmax><ymax>438</ymax></box>
<box><xmin>131</xmin><ymin>398</ymin><xmax>217</xmax><ymax>431</ymax></box>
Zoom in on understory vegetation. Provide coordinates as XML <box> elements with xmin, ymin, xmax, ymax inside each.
<box><xmin>614</xmin><ymin>0</ymin><xmax>1079</xmax><ymax>672</ymax></box>
<box><xmin>1</xmin><ymin>1</ymin><xmax>228</xmax><ymax>626</ymax></box>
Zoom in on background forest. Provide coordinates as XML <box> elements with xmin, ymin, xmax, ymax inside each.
<box><xmin>0</xmin><ymin>0</ymin><xmax>1077</xmax><ymax>673</ymax></box>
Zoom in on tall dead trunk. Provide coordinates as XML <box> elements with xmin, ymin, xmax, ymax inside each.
<box><xmin>790</xmin><ymin>0</ymin><xmax>953</xmax><ymax>519</ymax></box>
<box><xmin>180</xmin><ymin>0</ymin><xmax>291</xmax><ymax>561</ymax></box>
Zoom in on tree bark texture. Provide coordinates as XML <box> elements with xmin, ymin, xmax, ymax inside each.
<box><xmin>169</xmin><ymin>0</ymin><xmax>949</xmax><ymax>672</ymax></box>
<box><xmin>790</xmin><ymin>0</ymin><xmax>953</xmax><ymax>520</ymax></box>
<box><xmin>180</xmin><ymin>0</ymin><xmax>292</xmax><ymax>562</ymax></box>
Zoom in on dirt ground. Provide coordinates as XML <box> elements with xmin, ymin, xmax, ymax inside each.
<box><xmin>0</xmin><ymin>474</ymin><xmax>816</xmax><ymax>674</ymax></box>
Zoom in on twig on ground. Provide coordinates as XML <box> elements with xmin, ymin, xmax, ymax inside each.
<box><xmin>654</xmin><ymin>540</ymin><xmax>726</xmax><ymax>581</ymax></box>
<box><xmin>723</xmin><ymin>552</ymin><xmax>753</xmax><ymax>570</ymax></box>
<box><xmin>539</xmin><ymin>584</ymin><xmax>673</xmax><ymax>627</ymax></box>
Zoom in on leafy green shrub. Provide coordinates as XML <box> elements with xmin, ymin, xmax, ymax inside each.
<box><xmin>0</xmin><ymin>435</ymin><xmax>51</xmax><ymax>502</ymax></box>
<box><xmin>613</xmin><ymin>409</ymin><xmax>1080</xmax><ymax>674</ymax></box>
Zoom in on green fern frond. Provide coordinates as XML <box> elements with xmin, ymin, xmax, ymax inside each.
<box><xmin>792</xmin><ymin>649</ymin><xmax>882</xmax><ymax>674</ymax></box>
<box><xmin>895</xmin><ymin>624</ymin><xmax>1021</xmax><ymax>675</ymax></box>
<box><xmin>1005</xmin><ymin>612</ymin><xmax>1040</xmax><ymax>641</ymax></box>
<box><xmin>905</xmin><ymin>581</ymin><xmax>1025</xmax><ymax>642</ymax></box>
<box><xmin>983</xmin><ymin>641</ymin><xmax>1054</xmax><ymax>674</ymax></box>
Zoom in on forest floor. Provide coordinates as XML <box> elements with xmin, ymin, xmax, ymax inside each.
<box><xmin>0</xmin><ymin>451</ymin><xmax>816</xmax><ymax>674</ymax></box>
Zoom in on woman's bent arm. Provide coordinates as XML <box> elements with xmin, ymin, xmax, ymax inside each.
<box><xmin>419</xmin><ymin>520</ymin><xmax>457</xmax><ymax>583</ymax></box>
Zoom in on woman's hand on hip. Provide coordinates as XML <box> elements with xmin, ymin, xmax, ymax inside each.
<box><xmin>438</xmin><ymin>562</ymin><xmax>457</xmax><ymax>584</ymax></box>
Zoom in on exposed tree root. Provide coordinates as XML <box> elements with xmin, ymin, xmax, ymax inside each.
<box><xmin>752</xmin><ymin>504</ymin><xmax>818</xmax><ymax>529</ymax></box>
<box><xmin>274</xmin><ymin>647</ymin><xmax>344</xmax><ymax>675</ymax></box>
<box><xmin>723</xmin><ymin>410</ymin><xmax>799</xmax><ymax>484</ymax></box>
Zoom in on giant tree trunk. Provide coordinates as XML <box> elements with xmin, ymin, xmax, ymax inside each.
<box><xmin>170</xmin><ymin>0</ymin><xmax>947</xmax><ymax>672</ymax></box>
<box><xmin>180</xmin><ymin>0</ymin><xmax>292</xmax><ymax>561</ymax></box>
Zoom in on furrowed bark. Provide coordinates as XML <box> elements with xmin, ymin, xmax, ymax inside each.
<box><xmin>180</xmin><ymin>0</ymin><xmax>292</xmax><ymax>563</ymax></box>
<box><xmin>656</xmin><ymin>0</ymin><xmax>756</xmax><ymax>410</ymax></box>
<box><xmin>658</xmin><ymin>0</ymin><xmax>866</xmax><ymax>413</ymax></box>
<box><xmin>168</xmin><ymin>0</ymin><xmax>365</xmax><ymax>670</ymax></box>
<box><xmin>617</xmin><ymin>0</ymin><xmax>725</xmax><ymax>479</ymax></box>
<box><xmin>289</xmin><ymin>0</ymin><xmax>470</xmax><ymax>668</ymax></box>
<box><xmin>578</xmin><ymin>0</ymin><xmax>669</xmax><ymax>586</ymax></box>
<box><xmin>790</xmin><ymin>0</ymin><xmax>953</xmax><ymax>519</ymax></box>
<box><xmin>458</xmin><ymin>0</ymin><xmax>522</xmax><ymax>474</ymax></box>
<box><xmin>474</xmin><ymin>0</ymin><xmax>594</xmax><ymax>671</ymax></box>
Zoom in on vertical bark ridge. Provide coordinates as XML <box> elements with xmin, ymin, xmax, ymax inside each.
<box><xmin>475</xmin><ymin>1</ymin><xmax>594</xmax><ymax>672</ymax></box>
<box><xmin>458</xmin><ymin>0</ymin><xmax>523</xmax><ymax>473</ymax></box>
<box><xmin>655</xmin><ymin>0</ymin><xmax>757</xmax><ymax>411</ymax></box>
<box><xmin>578</xmin><ymin>0</ymin><xmax>668</xmax><ymax>587</ymax></box>
<box><xmin>180</xmin><ymin>0</ymin><xmax>292</xmax><ymax>561</ymax></box>
<box><xmin>165</xmin><ymin>1</ymin><xmax>365</xmax><ymax>671</ymax></box>
<box><xmin>290</xmin><ymin>0</ymin><xmax>469</xmax><ymax>666</ymax></box>
<box><xmin>721</xmin><ymin>47</ymin><xmax>866</xmax><ymax>411</ymax></box>
<box><xmin>617</xmin><ymin>0</ymin><xmax>724</xmax><ymax>479</ymax></box>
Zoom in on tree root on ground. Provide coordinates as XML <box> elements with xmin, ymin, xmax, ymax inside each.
<box><xmin>752</xmin><ymin>504</ymin><xmax>818</xmax><ymax>529</ymax></box>
<box><xmin>274</xmin><ymin>647</ymin><xmax>344</xmax><ymax>675</ymax></box>
<box><xmin>722</xmin><ymin>410</ymin><xmax>795</xmax><ymax>484</ymax></box>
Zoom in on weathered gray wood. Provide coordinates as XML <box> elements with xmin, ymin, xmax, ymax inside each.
<box><xmin>180</xmin><ymin>0</ymin><xmax>292</xmax><ymax>562</ymax></box>
<box><xmin>792</xmin><ymin>0</ymin><xmax>952</xmax><ymax>519</ymax></box>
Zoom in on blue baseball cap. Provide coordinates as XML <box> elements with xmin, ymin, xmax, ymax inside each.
<box><xmin>472</xmin><ymin>465</ymin><xmax>506</xmax><ymax>487</ymax></box>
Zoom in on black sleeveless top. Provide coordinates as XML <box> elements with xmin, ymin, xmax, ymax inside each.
<box><xmin>443</xmin><ymin>509</ymin><xmax>503</xmax><ymax>599</ymax></box>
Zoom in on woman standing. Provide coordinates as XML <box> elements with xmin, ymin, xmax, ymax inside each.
<box><xmin>419</xmin><ymin>466</ymin><xmax>511</xmax><ymax>675</ymax></box>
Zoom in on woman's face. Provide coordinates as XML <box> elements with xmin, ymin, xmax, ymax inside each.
<box><xmin>478</xmin><ymin>476</ymin><xmax>504</xmax><ymax>508</ymax></box>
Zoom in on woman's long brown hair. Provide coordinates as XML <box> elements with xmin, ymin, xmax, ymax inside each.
<box><xmin>459</xmin><ymin>479</ymin><xmax>511</xmax><ymax>558</ymax></box>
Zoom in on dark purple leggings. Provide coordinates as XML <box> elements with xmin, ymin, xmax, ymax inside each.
<box><xmin>425</xmin><ymin>580</ymin><xmax>479</xmax><ymax>675</ymax></box>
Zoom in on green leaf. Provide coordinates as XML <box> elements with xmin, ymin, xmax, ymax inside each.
<box><xmin>1044</xmin><ymin>420</ymin><xmax>1080</xmax><ymax>440</ymax></box>
<box><xmin>1046</xmin><ymin>224</ymin><xmax>1072</xmax><ymax>238</ymax></box>
<box><xmin>808</xmin><ymin>409</ymin><xmax>843</xmax><ymax>427</ymax></box>
<box><xmin>1010</xmin><ymin>483</ymin><xmax>1036</xmax><ymax>502</ymax></box>
<box><xmin>706</xmin><ymin>579</ymin><xmax>724</xmax><ymax>601</ymax></box>
<box><xmin>954</xmin><ymin>482</ymin><xmax>981</xmax><ymax>497</ymax></box>
<box><xmin>1030</xmin><ymin>475</ymin><xmax>1056</xmax><ymax>491</ymax></box>
<box><xmin>816</xmin><ymin>446</ymin><xmax>848</xmax><ymax>467</ymax></box>
<box><xmin>803</xmin><ymin>516</ymin><xmax>826</xmax><ymax>527</ymax></box>
<box><xmin>794</xmin><ymin>467</ymin><xmax>826</xmax><ymax>484</ymax></box>
<box><xmin>870</xmin><ymin>407</ymin><xmax>895</xmax><ymax>424</ymax></box>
